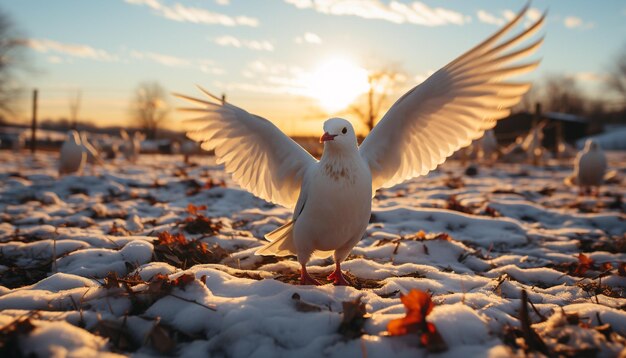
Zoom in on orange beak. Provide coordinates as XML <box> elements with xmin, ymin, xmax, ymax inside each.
<box><xmin>319</xmin><ymin>132</ymin><xmax>337</xmax><ymax>143</ymax></box>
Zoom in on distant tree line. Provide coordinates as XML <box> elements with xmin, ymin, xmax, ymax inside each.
<box><xmin>515</xmin><ymin>46</ymin><xmax>626</xmax><ymax>132</ymax></box>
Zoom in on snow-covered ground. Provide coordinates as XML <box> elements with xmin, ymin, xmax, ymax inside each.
<box><xmin>1</xmin><ymin>151</ymin><xmax>625</xmax><ymax>357</ymax></box>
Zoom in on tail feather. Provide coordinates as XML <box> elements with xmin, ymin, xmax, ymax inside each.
<box><xmin>256</xmin><ymin>221</ymin><xmax>297</xmax><ymax>257</ymax></box>
<box><xmin>255</xmin><ymin>220</ymin><xmax>335</xmax><ymax>259</ymax></box>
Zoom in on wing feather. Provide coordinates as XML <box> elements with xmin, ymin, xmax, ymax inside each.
<box><xmin>176</xmin><ymin>88</ymin><xmax>316</xmax><ymax>208</ymax></box>
<box><xmin>360</xmin><ymin>5</ymin><xmax>544</xmax><ymax>190</ymax></box>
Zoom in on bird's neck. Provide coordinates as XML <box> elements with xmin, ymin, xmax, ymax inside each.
<box><xmin>320</xmin><ymin>144</ymin><xmax>359</xmax><ymax>164</ymax></box>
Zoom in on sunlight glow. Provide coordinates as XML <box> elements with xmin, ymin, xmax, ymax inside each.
<box><xmin>305</xmin><ymin>58</ymin><xmax>370</xmax><ymax>113</ymax></box>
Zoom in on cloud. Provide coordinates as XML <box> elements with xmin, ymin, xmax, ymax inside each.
<box><xmin>526</xmin><ymin>8</ymin><xmax>542</xmax><ymax>22</ymax></box>
<box><xmin>24</xmin><ymin>38</ymin><xmax>117</xmax><ymax>61</ymax></box>
<box><xmin>215</xmin><ymin>0</ymin><xmax>230</xmax><ymax>5</ymax></box>
<box><xmin>233</xmin><ymin>60</ymin><xmax>310</xmax><ymax>95</ymax></box>
<box><xmin>47</xmin><ymin>56</ymin><xmax>64</xmax><ymax>64</ymax></box>
<box><xmin>478</xmin><ymin>8</ymin><xmax>543</xmax><ymax>27</ymax></box>
<box><xmin>130</xmin><ymin>50</ymin><xmax>225</xmax><ymax>74</ymax></box>
<box><xmin>502</xmin><ymin>9</ymin><xmax>516</xmax><ymax>21</ymax></box>
<box><xmin>125</xmin><ymin>0</ymin><xmax>258</xmax><ymax>27</ymax></box>
<box><xmin>295</xmin><ymin>32</ymin><xmax>322</xmax><ymax>44</ymax></box>
<box><xmin>413</xmin><ymin>70</ymin><xmax>435</xmax><ymax>85</ymax></box>
<box><xmin>284</xmin><ymin>0</ymin><xmax>468</xmax><ymax>26</ymax></box>
<box><xmin>477</xmin><ymin>10</ymin><xmax>504</xmax><ymax>26</ymax></box>
<box><xmin>564</xmin><ymin>16</ymin><xmax>594</xmax><ymax>29</ymax></box>
<box><xmin>569</xmin><ymin>72</ymin><xmax>607</xmax><ymax>83</ymax></box>
<box><xmin>214</xmin><ymin>36</ymin><xmax>274</xmax><ymax>51</ymax></box>
<box><xmin>130</xmin><ymin>50</ymin><xmax>190</xmax><ymax>67</ymax></box>
<box><xmin>243</xmin><ymin>60</ymin><xmax>303</xmax><ymax>77</ymax></box>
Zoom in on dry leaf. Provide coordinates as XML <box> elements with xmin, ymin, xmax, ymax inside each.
<box><xmin>386</xmin><ymin>289</ymin><xmax>447</xmax><ymax>352</ymax></box>
<box><xmin>338</xmin><ymin>297</ymin><xmax>368</xmax><ymax>340</ymax></box>
<box><xmin>574</xmin><ymin>253</ymin><xmax>593</xmax><ymax>275</ymax></box>
<box><xmin>291</xmin><ymin>293</ymin><xmax>322</xmax><ymax>313</ymax></box>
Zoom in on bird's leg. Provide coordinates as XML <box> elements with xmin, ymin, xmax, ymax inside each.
<box><xmin>300</xmin><ymin>264</ymin><xmax>321</xmax><ymax>285</ymax></box>
<box><xmin>327</xmin><ymin>262</ymin><xmax>349</xmax><ymax>286</ymax></box>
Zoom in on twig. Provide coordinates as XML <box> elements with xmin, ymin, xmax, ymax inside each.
<box><xmin>168</xmin><ymin>293</ymin><xmax>216</xmax><ymax>311</ymax></box>
<box><xmin>528</xmin><ymin>298</ymin><xmax>547</xmax><ymax>322</ymax></box>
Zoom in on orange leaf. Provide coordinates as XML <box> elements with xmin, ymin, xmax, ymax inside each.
<box><xmin>420</xmin><ymin>322</ymin><xmax>448</xmax><ymax>353</ymax></box>
<box><xmin>401</xmin><ymin>289</ymin><xmax>434</xmax><ymax>319</ymax></box>
<box><xmin>387</xmin><ymin>289</ymin><xmax>434</xmax><ymax>336</ymax></box>
<box><xmin>187</xmin><ymin>204</ymin><xmax>207</xmax><ymax>216</ymax></box>
<box><xmin>172</xmin><ymin>273</ymin><xmax>195</xmax><ymax>287</ymax></box>
<box><xmin>574</xmin><ymin>253</ymin><xmax>594</xmax><ymax>275</ymax></box>
<box><xmin>156</xmin><ymin>231</ymin><xmax>187</xmax><ymax>245</ymax></box>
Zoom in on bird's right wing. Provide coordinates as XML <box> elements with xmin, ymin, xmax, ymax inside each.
<box><xmin>359</xmin><ymin>5</ymin><xmax>544</xmax><ymax>191</ymax></box>
<box><xmin>176</xmin><ymin>87</ymin><xmax>316</xmax><ymax>209</ymax></box>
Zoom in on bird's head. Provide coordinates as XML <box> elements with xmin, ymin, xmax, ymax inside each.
<box><xmin>585</xmin><ymin>139</ymin><xmax>600</xmax><ymax>151</ymax></box>
<box><xmin>320</xmin><ymin>118</ymin><xmax>357</xmax><ymax>151</ymax></box>
<box><xmin>67</xmin><ymin>130</ymin><xmax>81</xmax><ymax>145</ymax></box>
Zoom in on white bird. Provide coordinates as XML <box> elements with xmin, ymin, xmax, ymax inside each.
<box><xmin>522</xmin><ymin>120</ymin><xmax>548</xmax><ymax>165</ymax></box>
<box><xmin>477</xmin><ymin>129</ymin><xmax>499</xmax><ymax>162</ymax></box>
<box><xmin>177</xmin><ymin>6</ymin><xmax>544</xmax><ymax>285</ymax></box>
<box><xmin>120</xmin><ymin>130</ymin><xmax>144</xmax><ymax>163</ymax></box>
<box><xmin>80</xmin><ymin>132</ymin><xmax>103</xmax><ymax>165</ymax></box>
<box><xmin>181</xmin><ymin>140</ymin><xmax>200</xmax><ymax>164</ymax></box>
<box><xmin>570</xmin><ymin>139</ymin><xmax>607</xmax><ymax>195</ymax></box>
<box><xmin>59</xmin><ymin>130</ymin><xmax>86</xmax><ymax>175</ymax></box>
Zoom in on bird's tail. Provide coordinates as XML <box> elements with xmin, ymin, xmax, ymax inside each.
<box><xmin>256</xmin><ymin>220</ymin><xmax>297</xmax><ymax>257</ymax></box>
<box><xmin>255</xmin><ymin>220</ymin><xmax>334</xmax><ymax>259</ymax></box>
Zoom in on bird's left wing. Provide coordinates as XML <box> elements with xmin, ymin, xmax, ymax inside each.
<box><xmin>176</xmin><ymin>87</ymin><xmax>316</xmax><ymax>208</ymax></box>
<box><xmin>359</xmin><ymin>5</ymin><xmax>544</xmax><ymax>190</ymax></box>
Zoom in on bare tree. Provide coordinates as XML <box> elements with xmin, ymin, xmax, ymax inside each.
<box><xmin>542</xmin><ymin>75</ymin><xmax>587</xmax><ymax>115</ymax></box>
<box><xmin>131</xmin><ymin>81</ymin><xmax>169</xmax><ymax>139</ymax></box>
<box><xmin>349</xmin><ymin>67</ymin><xmax>405</xmax><ymax>132</ymax></box>
<box><xmin>607</xmin><ymin>45</ymin><xmax>626</xmax><ymax>106</ymax></box>
<box><xmin>0</xmin><ymin>9</ymin><xmax>28</xmax><ymax>118</ymax></box>
<box><xmin>513</xmin><ymin>84</ymin><xmax>540</xmax><ymax>113</ymax></box>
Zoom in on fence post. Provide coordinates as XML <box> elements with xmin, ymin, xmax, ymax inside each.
<box><xmin>31</xmin><ymin>88</ymin><xmax>38</xmax><ymax>154</ymax></box>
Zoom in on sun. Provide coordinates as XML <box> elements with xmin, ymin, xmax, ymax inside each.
<box><xmin>306</xmin><ymin>58</ymin><xmax>370</xmax><ymax>113</ymax></box>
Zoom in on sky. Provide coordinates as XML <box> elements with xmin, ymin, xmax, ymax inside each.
<box><xmin>3</xmin><ymin>0</ymin><xmax>626</xmax><ymax>135</ymax></box>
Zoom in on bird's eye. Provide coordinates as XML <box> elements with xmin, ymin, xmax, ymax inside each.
<box><xmin>342</xmin><ymin>127</ymin><xmax>347</xmax><ymax>134</ymax></box>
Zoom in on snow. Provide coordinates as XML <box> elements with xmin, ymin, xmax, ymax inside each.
<box><xmin>577</xmin><ymin>127</ymin><xmax>626</xmax><ymax>150</ymax></box>
<box><xmin>0</xmin><ymin>150</ymin><xmax>625</xmax><ymax>357</ymax></box>
<box><xmin>20</xmin><ymin>320</ymin><xmax>122</xmax><ymax>358</ymax></box>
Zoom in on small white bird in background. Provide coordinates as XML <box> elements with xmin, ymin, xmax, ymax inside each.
<box><xmin>473</xmin><ymin>129</ymin><xmax>500</xmax><ymax>163</ymax></box>
<box><xmin>568</xmin><ymin>139</ymin><xmax>607</xmax><ymax>195</ymax></box>
<box><xmin>181</xmin><ymin>140</ymin><xmax>200</xmax><ymax>164</ymax></box>
<box><xmin>59</xmin><ymin>130</ymin><xmax>86</xmax><ymax>175</ymax></box>
<box><xmin>177</xmin><ymin>6</ymin><xmax>544</xmax><ymax>285</ymax></box>
<box><xmin>80</xmin><ymin>132</ymin><xmax>103</xmax><ymax>165</ymax></box>
<box><xmin>120</xmin><ymin>129</ymin><xmax>145</xmax><ymax>163</ymax></box>
<box><xmin>522</xmin><ymin>120</ymin><xmax>549</xmax><ymax>165</ymax></box>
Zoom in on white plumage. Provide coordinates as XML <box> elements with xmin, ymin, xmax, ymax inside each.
<box><xmin>572</xmin><ymin>139</ymin><xmax>607</xmax><ymax>194</ymax></box>
<box><xmin>181</xmin><ymin>140</ymin><xmax>200</xmax><ymax>164</ymax></box>
<box><xmin>120</xmin><ymin>130</ymin><xmax>145</xmax><ymax>163</ymax></box>
<box><xmin>80</xmin><ymin>132</ymin><xmax>102</xmax><ymax>165</ymax></box>
<box><xmin>59</xmin><ymin>130</ymin><xmax>86</xmax><ymax>175</ymax></box>
<box><xmin>177</xmin><ymin>5</ymin><xmax>544</xmax><ymax>285</ymax></box>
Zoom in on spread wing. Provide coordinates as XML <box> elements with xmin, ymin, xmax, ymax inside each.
<box><xmin>176</xmin><ymin>87</ymin><xmax>316</xmax><ymax>208</ymax></box>
<box><xmin>359</xmin><ymin>5</ymin><xmax>544</xmax><ymax>190</ymax></box>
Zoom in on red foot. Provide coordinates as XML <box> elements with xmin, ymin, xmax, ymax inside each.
<box><xmin>327</xmin><ymin>264</ymin><xmax>350</xmax><ymax>286</ymax></box>
<box><xmin>300</xmin><ymin>266</ymin><xmax>321</xmax><ymax>286</ymax></box>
